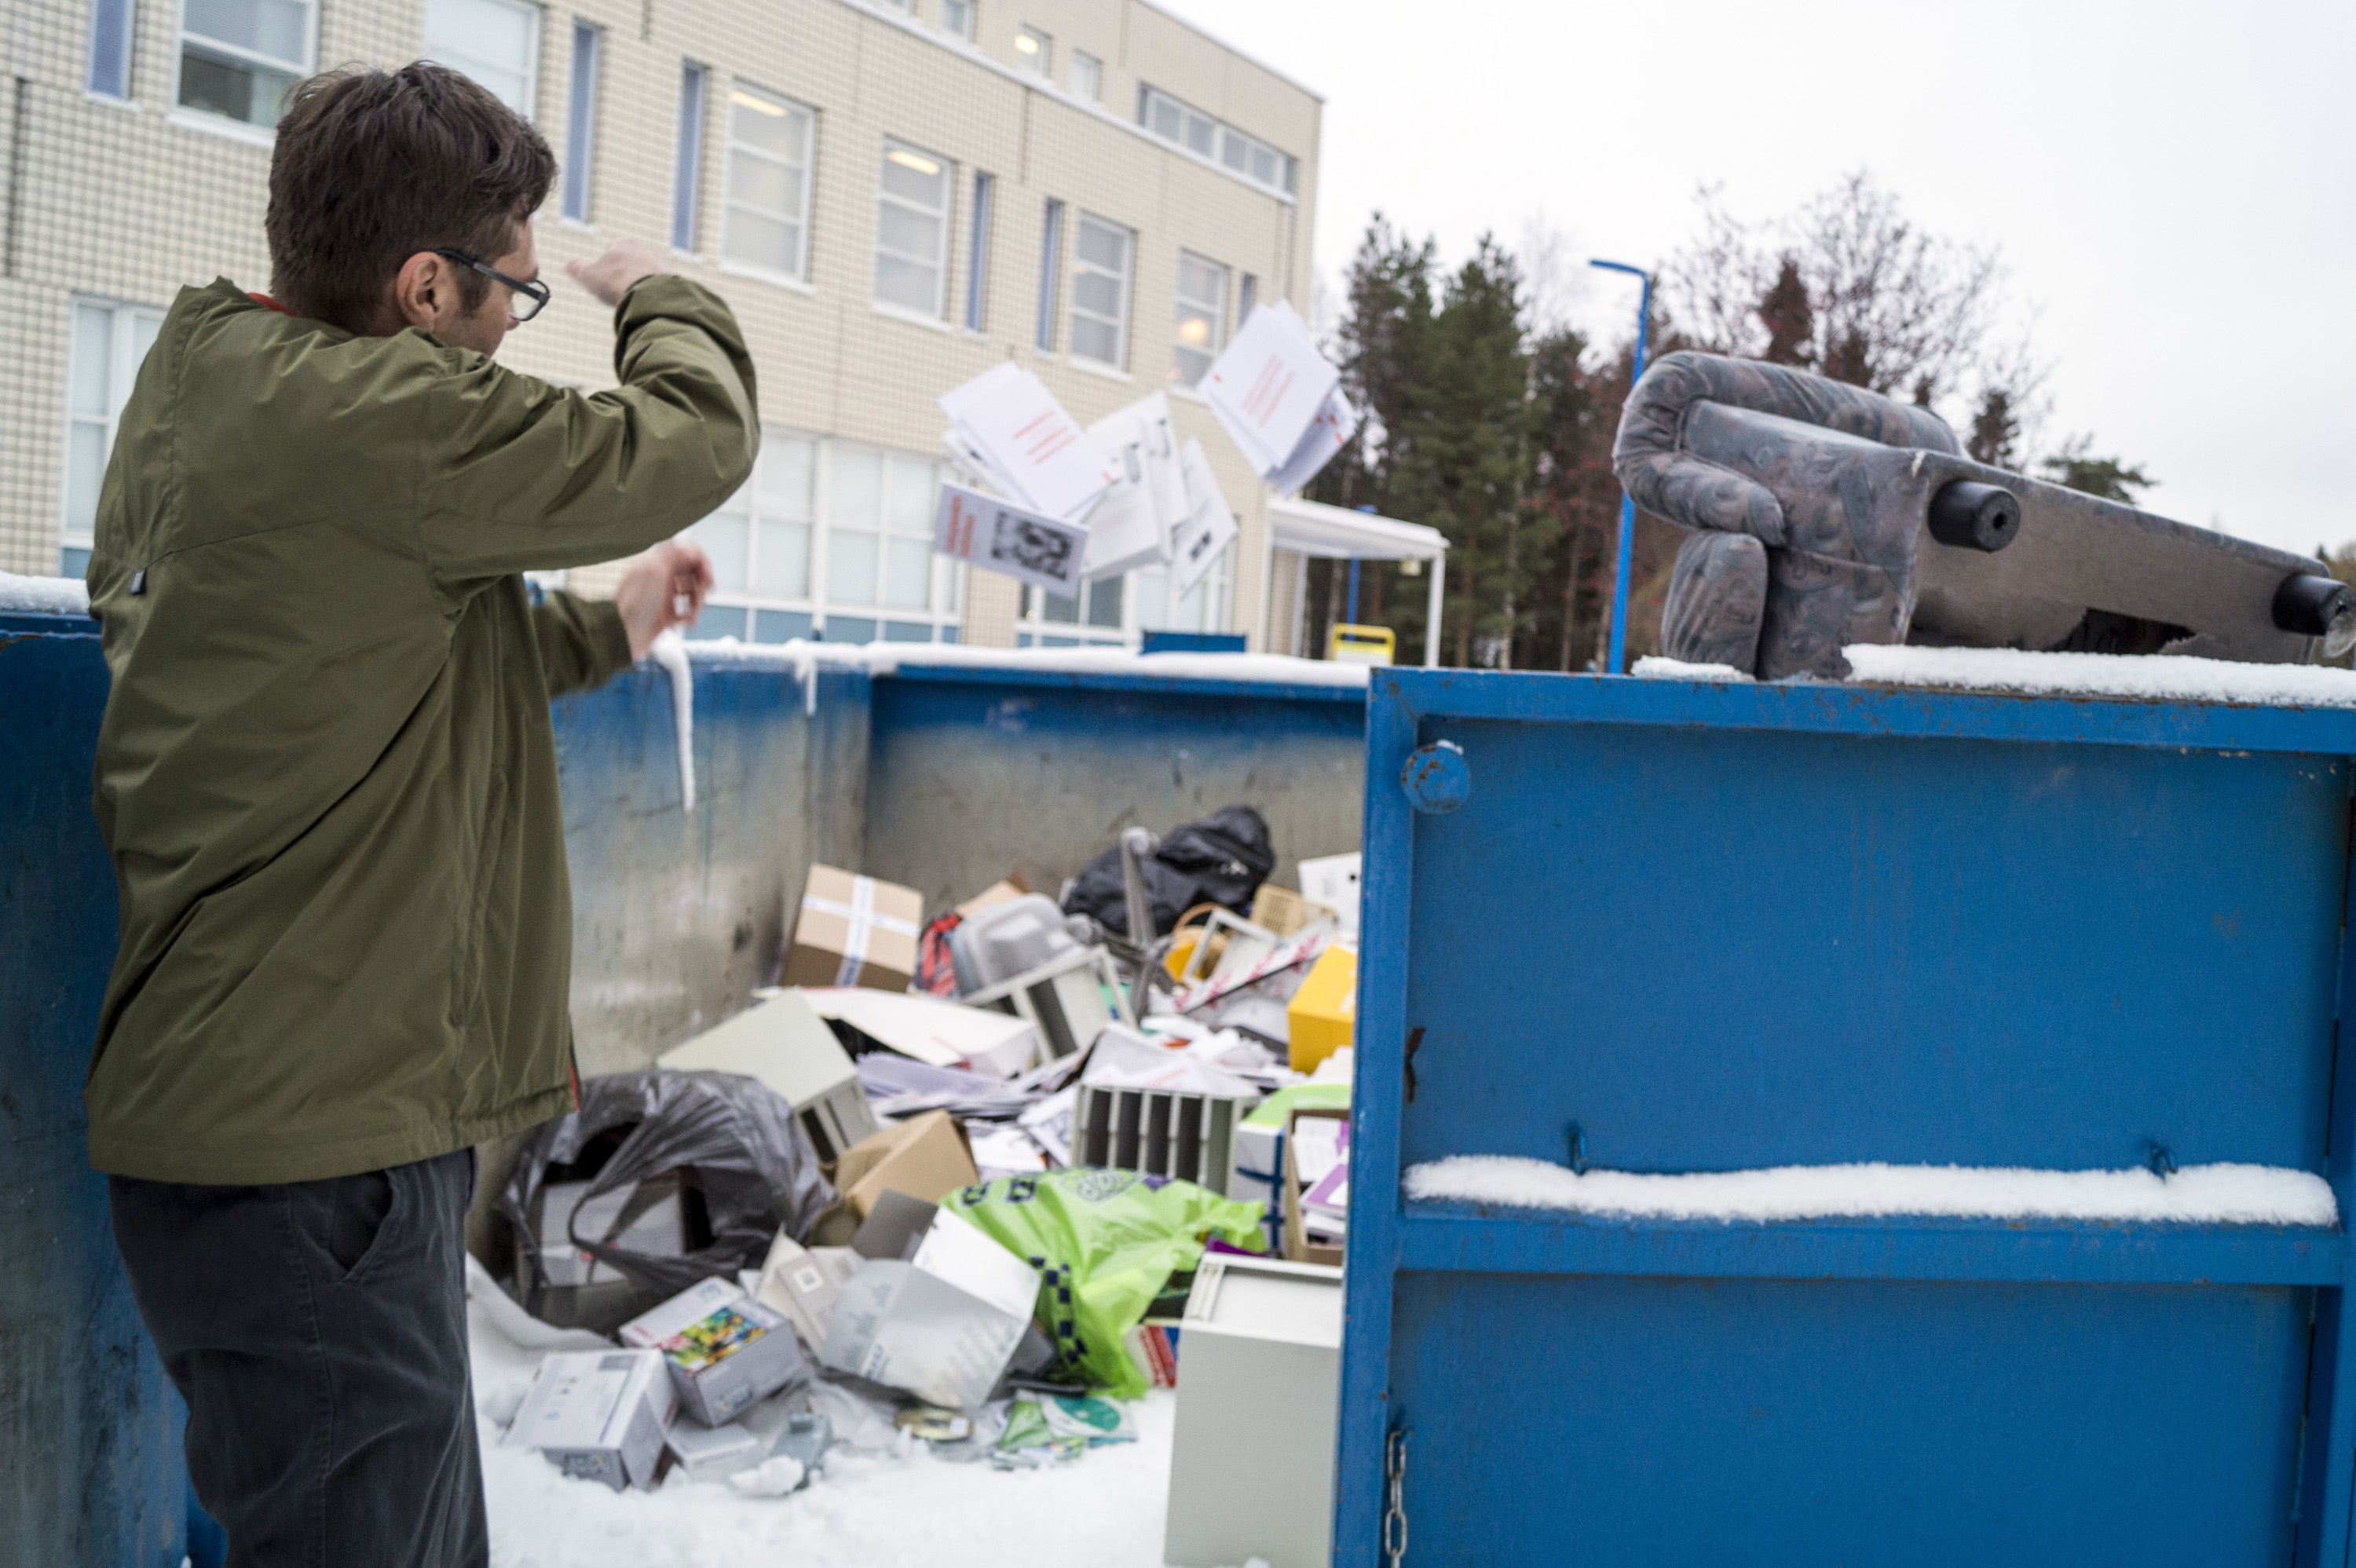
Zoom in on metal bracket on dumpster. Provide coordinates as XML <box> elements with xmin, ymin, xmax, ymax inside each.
<box><xmin>1400</xmin><ymin>740</ymin><xmax>1470</xmax><ymax>815</ymax></box>
<box><xmin>1403</xmin><ymin>1026</ymin><xmax>1425</xmax><ymax>1104</ymax></box>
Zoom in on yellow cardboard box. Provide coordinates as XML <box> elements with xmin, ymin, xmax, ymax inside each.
<box><xmin>1286</xmin><ymin>945</ymin><xmax>1356</xmax><ymax>1073</ymax></box>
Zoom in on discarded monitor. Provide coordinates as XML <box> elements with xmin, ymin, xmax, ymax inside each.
<box><xmin>1612</xmin><ymin>350</ymin><xmax>2356</xmax><ymax>678</ymax></box>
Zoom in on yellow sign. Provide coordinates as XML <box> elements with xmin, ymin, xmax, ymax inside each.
<box><xmin>1327</xmin><ymin>623</ymin><xmax>1394</xmax><ymax>666</ymax></box>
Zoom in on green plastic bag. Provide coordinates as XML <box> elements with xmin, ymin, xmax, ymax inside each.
<box><xmin>945</xmin><ymin>1168</ymin><xmax>1267</xmax><ymax>1398</ymax></box>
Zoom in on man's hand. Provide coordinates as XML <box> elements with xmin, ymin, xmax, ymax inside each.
<box><xmin>615</xmin><ymin>540</ymin><xmax>715</xmax><ymax>659</ymax></box>
<box><xmin>565</xmin><ymin>238</ymin><xmax>671</xmax><ymax>308</ymax></box>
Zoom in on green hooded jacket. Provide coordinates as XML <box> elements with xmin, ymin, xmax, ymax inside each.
<box><xmin>82</xmin><ymin>274</ymin><xmax>758</xmax><ymax>1184</ymax></box>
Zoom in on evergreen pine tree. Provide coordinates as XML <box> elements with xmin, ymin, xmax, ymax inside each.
<box><xmin>1967</xmin><ymin>389</ymin><xmax>2020</xmax><ymax>468</ymax></box>
<box><xmin>1757</xmin><ymin>255</ymin><xmax>1813</xmax><ymax>367</ymax></box>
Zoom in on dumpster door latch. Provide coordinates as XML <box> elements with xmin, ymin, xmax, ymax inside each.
<box><xmin>1384</xmin><ymin>1424</ymin><xmax>1411</xmax><ymax>1567</ymax></box>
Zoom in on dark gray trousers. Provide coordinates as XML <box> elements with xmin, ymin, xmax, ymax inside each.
<box><xmin>109</xmin><ymin>1150</ymin><xmax>488</xmax><ymax>1568</ymax></box>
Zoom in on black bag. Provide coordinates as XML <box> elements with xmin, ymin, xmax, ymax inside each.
<box><xmin>1062</xmin><ymin>804</ymin><xmax>1275</xmax><ymax>938</ymax></box>
<box><xmin>499</xmin><ymin>1069</ymin><xmax>836</xmax><ymax>1306</ymax></box>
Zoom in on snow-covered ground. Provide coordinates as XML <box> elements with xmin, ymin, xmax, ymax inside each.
<box><xmin>479</xmin><ymin>1393</ymin><xmax>1184</xmax><ymax>1568</ymax></box>
<box><xmin>468</xmin><ymin>1270</ymin><xmax>1210</xmax><ymax>1568</ymax></box>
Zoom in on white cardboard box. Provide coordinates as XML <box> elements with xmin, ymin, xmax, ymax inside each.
<box><xmin>619</xmin><ymin>1278</ymin><xmax>807</xmax><ymax>1428</ymax></box>
<box><xmin>1162</xmin><ymin>1255</ymin><xmax>1344</xmax><ymax>1568</ymax></box>
<box><xmin>820</xmin><ymin>1210</ymin><xmax>1040</xmax><ymax>1409</ymax></box>
<box><xmin>502</xmin><ymin>1348</ymin><xmax>676</xmax><ymax>1492</ymax></box>
<box><xmin>754</xmin><ymin>1233</ymin><xmax>863</xmax><ymax>1349</ymax></box>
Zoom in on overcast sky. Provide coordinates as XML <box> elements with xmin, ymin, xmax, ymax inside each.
<box><xmin>1158</xmin><ymin>0</ymin><xmax>2355</xmax><ymax>557</ymax></box>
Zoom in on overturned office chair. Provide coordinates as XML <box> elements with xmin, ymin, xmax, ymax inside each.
<box><xmin>1612</xmin><ymin>350</ymin><xmax>2355</xmax><ymax>678</ymax></box>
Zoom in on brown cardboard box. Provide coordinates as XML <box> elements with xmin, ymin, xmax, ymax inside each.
<box><xmin>808</xmin><ymin>1111</ymin><xmax>979</xmax><ymax>1245</ymax></box>
<box><xmin>954</xmin><ymin>872</ymin><xmax>1032</xmax><ymax>921</ymax></box>
<box><xmin>785</xmin><ymin>865</ymin><xmax>925</xmax><ymax>992</ymax></box>
<box><xmin>1282</xmin><ymin>1106</ymin><xmax>1348</xmax><ymax>1267</ymax></box>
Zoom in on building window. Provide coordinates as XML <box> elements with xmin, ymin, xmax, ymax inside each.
<box><xmin>1018</xmin><ymin>553</ymin><xmax>1232</xmax><ymax>648</ymax></box>
<box><xmin>88</xmin><ymin>0</ymin><xmax>136</xmax><ymax>99</ymax></box>
<box><xmin>176</xmin><ymin>0</ymin><xmax>316</xmax><ymax>129</ymax></box>
<box><xmin>1238</xmin><ymin>272</ymin><xmax>1257</xmax><ymax>323</ymax></box>
<box><xmin>874</xmin><ymin>139</ymin><xmax>951</xmax><ymax>318</ymax></box>
<box><xmin>559</xmin><ymin>21</ymin><xmax>598</xmax><ymax>221</ymax></box>
<box><xmin>1069</xmin><ymin>49</ymin><xmax>1099</xmax><ymax>102</ymax></box>
<box><xmin>964</xmin><ymin>171</ymin><xmax>993</xmax><ymax>333</ymax></box>
<box><xmin>670</xmin><ymin>62</ymin><xmax>707</xmax><ymax>252</ymax></box>
<box><xmin>723</xmin><ymin>83</ymin><xmax>815</xmax><ymax>282</ymax></box>
<box><xmin>940</xmin><ymin>0</ymin><xmax>973</xmax><ymax>40</ymax></box>
<box><xmin>1138</xmin><ymin>86</ymin><xmax>1296</xmax><ymax>196</ymax></box>
<box><xmin>684</xmin><ymin>432</ymin><xmax>961</xmax><ymax>645</ymax></box>
<box><xmin>60</xmin><ymin>298</ymin><xmax>165</xmax><ymax>576</ymax></box>
<box><xmin>1068</xmin><ymin>212</ymin><xmax>1131</xmax><ymax>371</ymax></box>
<box><xmin>1171</xmin><ymin>250</ymin><xmax>1227</xmax><ymax>387</ymax></box>
<box><xmin>421</xmin><ymin>0</ymin><xmax>541</xmax><ymax>119</ymax></box>
<box><xmin>1013</xmin><ymin>24</ymin><xmax>1048</xmax><ymax>75</ymax></box>
<box><xmin>1033</xmin><ymin>198</ymin><xmax>1063</xmax><ymax>353</ymax></box>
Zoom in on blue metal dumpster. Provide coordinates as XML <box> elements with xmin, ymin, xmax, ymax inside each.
<box><xmin>1339</xmin><ymin>667</ymin><xmax>2356</xmax><ymax>1566</ymax></box>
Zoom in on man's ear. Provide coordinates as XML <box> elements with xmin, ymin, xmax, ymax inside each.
<box><xmin>388</xmin><ymin>250</ymin><xmax>452</xmax><ymax>332</ymax></box>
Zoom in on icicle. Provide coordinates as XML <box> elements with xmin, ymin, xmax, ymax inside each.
<box><xmin>649</xmin><ymin>629</ymin><xmax>695</xmax><ymax>811</ymax></box>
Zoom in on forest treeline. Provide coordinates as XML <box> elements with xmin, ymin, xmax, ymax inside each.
<box><xmin>1303</xmin><ymin>174</ymin><xmax>2156</xmax><ymax>668</ymax></box>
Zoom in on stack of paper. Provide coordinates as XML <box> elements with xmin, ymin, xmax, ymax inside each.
<box><xmin>1200</xmin><ymin>300</ymin><xmax>1360</xmax><ymax>496</ymax></box>
<box><xmin>933</xmin><ymin>366</ymin><xmax>1119</xmax><ymax>596</ymax></box>
<box><xmin>1169</xmin><ymin>438</ymin><xmax>1239</xmax><ymax>596</ymax></box>
<box><xmin>1080</xmin><ymin>392</ymin><xmax>1189</xmax><ymax>579</ymax></box>
<box><xmin>938</xmin><ymin>364</ymin><xmax>1116</xmax><ymax>521</ymax></box>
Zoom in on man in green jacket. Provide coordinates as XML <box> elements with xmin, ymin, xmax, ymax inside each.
<box><xmin>85</xmin><ymin>64</ymin><xmax>755</xmax><ymax>1564</ymax></box>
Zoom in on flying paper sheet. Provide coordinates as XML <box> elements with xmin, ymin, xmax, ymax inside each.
<box><xmin>1201</xmin><ymin>299</ymin><xmax>1342</xmax><ymax>475</ymax></box>
<box><xmin>937</xmin><ymin>364</ymin><xmax>1115</xmax><ymax>522</ymax></box>
<box><xmin>1264</xmin><ymin>386</ymin><xmax>1361</xmax><ymax>498</ymax></box>
<box><xmin>933</xmin><ymin>482</ymin><xmax>1088</xmax><ymax>595</ymax></box>
<box><xmin>1169</xmin><ymin>438</ymin><xmax>1238</xmax><ymax>596</ymax></box>
<box><xmin>1077</xmin><ymin>393</ymin><xmax>1187</xmax><ymax>580</ymax></box>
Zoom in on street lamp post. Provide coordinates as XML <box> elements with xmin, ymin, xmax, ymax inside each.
<box><xmin>1589</xmin><ymin>259</ymin><xmax>1652</xmax><ymax>674</ymax></box>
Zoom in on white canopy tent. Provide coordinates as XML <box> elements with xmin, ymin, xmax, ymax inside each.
<box><xmin>1266</xmin><ymin>495</ymin><xmax>1450</xmax><ymax>667</ymax></box>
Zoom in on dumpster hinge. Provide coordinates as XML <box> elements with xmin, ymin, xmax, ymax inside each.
<box><xmin>1384</xmin><ymin>1422</ymin><xmax>1411</xmax><ymax>1567</ymax></box>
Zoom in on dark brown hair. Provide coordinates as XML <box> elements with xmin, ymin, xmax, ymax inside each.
<box><xmin>265</xmin><ymin>64</ymin><xmax>554</xmax><ymax>332</ymax></box>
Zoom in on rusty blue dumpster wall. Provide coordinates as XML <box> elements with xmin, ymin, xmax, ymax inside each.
<box><xmin>1339</xmin><ymin>667</ymin><xmax>2356</xmax><ymax>1566</ymax></box>
<box><xmin>1</xmin><ymin>610</ymin><xmax>185</xmax><ymax>1568</ymax></box>
<box><xmin>3</xmin><ymin>617</ymin><xmax>1364</xmax><ymax>1560</ymax></box>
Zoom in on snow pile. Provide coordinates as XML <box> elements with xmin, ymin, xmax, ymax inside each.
<box><xmin>467</xmin><ymin>1257</ymin><xmax>1211</xmax><ymax>1568</ymax></box>
<box><xmin>479</xmin><ymin>1391</ymin><xmax>1185</xmax><ymax>1568</ymax></box>
<box><xmin>1632</xmin><ymin>656</ymin><xmax>1751</xmax><ymax>682</ymax></box>
<box><xmin>0</xmin><ymin>570</ymin><xmax>91</xmax><ymax>617</ymax></box>
<box><xmin>1843</xmin><ymin>642</ymin><xmax>2356</xmax><ymax>708</ymax></box>
<box><xmin>683</xmin><ymin>635</ymin><xmax>1374</xmax><ymax>689</ymax></box>
<box><xmin>1403</xmin><ymin>1156</ymin><xmax>2338</xmax><ymax>1226</ymax></box>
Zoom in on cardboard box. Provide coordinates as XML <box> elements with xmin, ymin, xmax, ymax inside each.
<box><xmin>955</xmin><ymin>873</ymin><xmax>1033</xmax><ymax>921</ymax></box>
<box><xmin>1282</xmin><ymin>1107</ymin><xmax>1349</xmax><ymax>1267</ymax></box>
<box><xmin>807</xmin><ymin>1110</ymin><xmax>980</xmax><ymax>1246</ymax></box>
<box><xmin>785</xmin><ymin>865</ymin><xmax>924</xmax><ymax>992</ymax></box>
<box><xmin>1286</xmin><ymin>945</ymin><xmax>1358</xmax><ymax>1074</ymax></box>
<box><xmin>501</xmin><ymin>1348</ymin><xmax>676</xmax><ymax>1492</ymax></box>
<box><xmin>1231</xmin><ymin>1084</ymin><xmax>1354</xmax><ymax>1210</ymax></box>
<box><xmin>619</xmin><ymin>1278</ymin><xmax>808</xmax><ymax>1428</ymax></box>
<box><xmin>664</xmin><ymin>1419</ymin><xmax>767</xmax><ymax>1482</ymax></box>
<box><xmin>657</xmin><ymin>990</ymin><xmax>880</xmax><ymax>1163</ymax></box>
<box><xmin>753</xmin><ymin>1233</ymin><xmax>862</xmax><ymax>1350</ymax></box>
<box><xmin>806</xmin><ymin>987</ymin><xmax>1041</xmax><ymax>1079</ymax></box>
<box><xmin>821</xmin><ymin>1210</ymin><xmax>1041</xmax><ymax>1409</ymax></box>
<box><xmin>532</xmin><ymin>1174</ymin><xmax>686</xmax><ymax>1288</ymax></box>
<box><xmin>1163</xmin><ymin>1255</ymin><xmax>1344</xmax><ymax>1568</ymax></box>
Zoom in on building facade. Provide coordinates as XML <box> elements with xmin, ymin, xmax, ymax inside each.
<box><xmin>0</xmin><ymin>0</ymin><xmax>1323</xmax><ymax>649</ymax></box>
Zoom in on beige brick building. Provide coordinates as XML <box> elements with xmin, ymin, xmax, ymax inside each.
<box><xmin>1</xmin><ymin>0</ymin><xmax>1323</xmax><ymax>649</ymax></box>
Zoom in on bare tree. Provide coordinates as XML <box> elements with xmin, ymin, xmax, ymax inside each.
<box><xmin>1659</xmin><ymin>173</ymin><xmax>2043</xmax><ymax>444</ymax></box>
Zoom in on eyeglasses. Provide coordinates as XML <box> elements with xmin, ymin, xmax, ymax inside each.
<box><xmin>433</xmin><ymin>248</ymin><xmax>552</xmax><ymax>322</ymax></box>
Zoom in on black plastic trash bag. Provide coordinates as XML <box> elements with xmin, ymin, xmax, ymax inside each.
<box><xmin>1063</xmin><ymin>805</ymin><xmax>1275</xmax><ymax>938</ymax></box>
<box><xmin>499</xmin><ymin>1069</ymin><xmax>834</xmax><ymax>1305</ymax></box>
